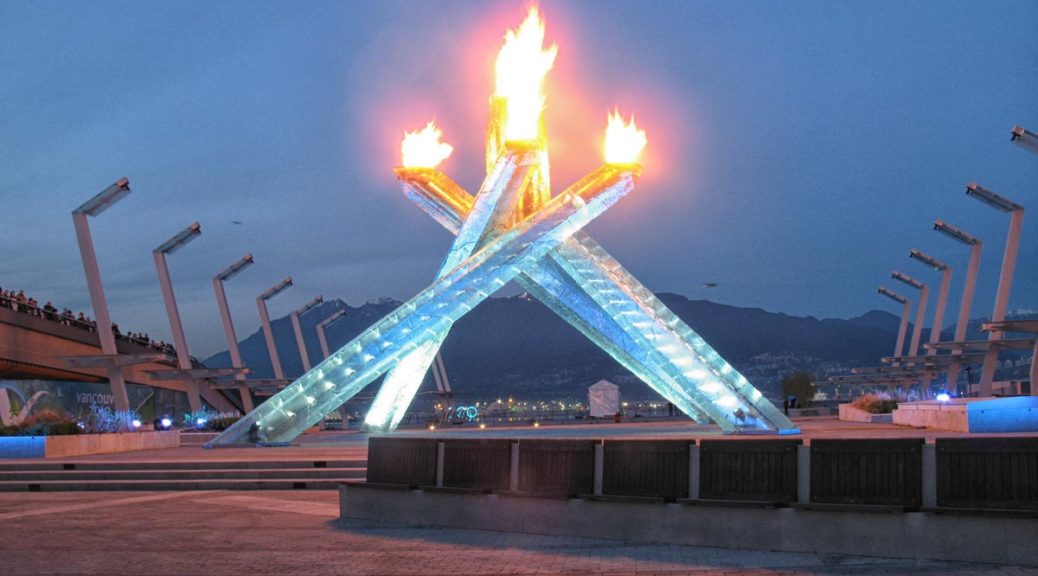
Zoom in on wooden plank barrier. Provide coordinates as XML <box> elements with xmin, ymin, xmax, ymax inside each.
<box><xmin>936</xmin><ymin>437</ymin><xmax>1038</xmax><ymax>510</ymax></box>
<box><xmin>518</xmin><ymin>439</ymin><xmax>595</xmax><ymax>496</ymax></box>
<box><xmin>366</xmin><ymin>437</ymin><xmax>437</xmax><ymax>486</ymax></box>
<box><xmin>602</xmin><ymin>440</ymin><xmax>690</xmax><ymax>501</ymax></box>
<box><xmin>442</xmin><ymin>439</ymin><xmax>513</xmax><ymax>491</ymax></box>
<box><xmin>810</xmin><ymin>438</ymin><xmax>923</xmax><ymax>507</ymax></box>
<box><xmin>699</xmin><ymin>439</ymin><xmax>800</xmax><ymax>502</ymax></box>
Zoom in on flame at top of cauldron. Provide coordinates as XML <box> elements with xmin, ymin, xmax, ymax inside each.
<box><xmin>495</xmin><ymin>7</ymin><xmax>557</xmax><ymax>143</ymax></box>
<box><xmin>604</xmin><ymin>110</ymin><xmax>647</xmax><ymax>165</ymax></box>
<box><xmin>401</xmin><ymin>121</ymin><xmax>453</xmax><ymax>168</ymax></box>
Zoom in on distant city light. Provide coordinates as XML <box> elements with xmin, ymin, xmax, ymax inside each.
<box><xmin>131</xmin><ymin>419</ymin><xmax>142</xmax><ymax>429</ymax></box>
<box><xmin>196</xmin><ymin>417</ymin><xmax>206</xmax><ymax>426</ymax></box>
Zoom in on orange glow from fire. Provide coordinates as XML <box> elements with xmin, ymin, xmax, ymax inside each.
<box><xmin>604</xmin><ymin>110</ymin><xmax>647</xmax><ymax>165</ymax></box>
<box><xmin>401</xmin><ymin>121</ymin><xmax>454</xmax><ymax>168</ymax></box>
<box><xmin>495</xmin><ymin>7</ymin><xmax>557</xmax><ymax>142</ymax></box>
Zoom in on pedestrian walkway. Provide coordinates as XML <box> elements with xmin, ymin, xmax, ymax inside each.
<box><xmin>0</xmin><ymin>490</ymin><xmax>1034</xmax><ymax>575</ymax></box>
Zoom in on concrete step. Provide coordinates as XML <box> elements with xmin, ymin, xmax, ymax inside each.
<box><xmin>0</xmin><ymin>467</ymin><xmax>366</xmax><ymax>482</ymax></box>
<box><xmin>0</xmin><ymin>477</ymin><xmax>366</xmax><ymax>492</ymax></box>
<box><xmin>0</xmin><ymin>459</ymin><xmax>365</xmax><ymax>472</ymax></box>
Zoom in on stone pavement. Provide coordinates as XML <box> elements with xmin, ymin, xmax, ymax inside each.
<box><xmin>0</xmin><ymin>490</ymin><xmax>1035</xmax><ymax>576</ymax></box>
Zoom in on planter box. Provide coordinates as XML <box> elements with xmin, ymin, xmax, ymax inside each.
<box><xmin>893</xmin><ymin>397</ymin><xmax>1038</xmax><ymax>433</ymax></box>
<box><xmin>838</xmin><ymin>403</ymin><xmax>893</xmax><ymax>424</ymax></box>
<box><xmin>0</xmin><ymin>430</ymin><xmax>180</xmax><ymax>459</ymax></box>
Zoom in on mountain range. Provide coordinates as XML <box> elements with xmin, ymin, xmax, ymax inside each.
<box><xmin>203</xmin><ymin>294</ymin><xmax>1022</xmax><ymax>405</ymax></box>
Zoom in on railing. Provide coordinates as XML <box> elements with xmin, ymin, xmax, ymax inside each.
<box><xmin>0</xmin><ymin>293</ymin><xmax>179</xmax><ymax>357</ymax></box>
<box><xmin>363</xmin><ymin>436</ymin><xmax>1035</xmax><ymax>513</ymax></box>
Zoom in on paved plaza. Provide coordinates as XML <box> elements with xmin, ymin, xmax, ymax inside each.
<box><xmin>0</xmin><ymin>489</ymin><xmax>1035</xmax><ymax>576</ymax></box>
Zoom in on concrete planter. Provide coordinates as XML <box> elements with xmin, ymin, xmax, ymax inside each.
<box><xmin>0</xmin><ymin>430</ymin><xmax>180</xmax><ymax>459</ymax></box>
<box><xmin>838</xmin><ymin>403</ymin><xmax>893</xmax><ymax>424</ymax></box>
<box><xmin>893</xmin><ymin>397</ymin><xmax>1038</xmax><ymax>433</ymax></box>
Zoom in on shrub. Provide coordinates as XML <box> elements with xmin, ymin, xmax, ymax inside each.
<box><xmin>206</xmin><ymin>415</ymin><xmax>241</xmax><ymax>431</ymax></box>
<box><xmin>14</xmin><ymin>410</ymin><xmax>80</xmax><ymax>436</ymax></box>
<box><xmin>80</xmin><ymin>405</ymin><xmax>140</xmax><ymax>433</ymax></box>
<box><xmin>851</xmin><ymin>394</ymin><xmax>898</xmax><ymax>414</ymax></box>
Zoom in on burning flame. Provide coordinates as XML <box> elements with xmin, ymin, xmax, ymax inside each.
<box><xmin>495</xmin><ymin>7</ymin><xmax>558</xmax><ymax>142</ymax></box>
<box><xmin>401</xmin><ymin>121</ymin><xmax>453</xmax><ymax>168</ymax></box>
<box><xmin>604</xmin><ymin>110</ymin><xmax>647</xmax><ymax>165</ymax></box>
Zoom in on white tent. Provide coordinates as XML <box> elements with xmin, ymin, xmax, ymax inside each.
<box><xmin>588</xmin><ymin>379</ymin><xmax>621</xmax><ymax>418</ymax></box>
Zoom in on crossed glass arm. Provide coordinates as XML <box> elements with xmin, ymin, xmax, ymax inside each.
<box><xmin>208</xmin><ymin>150</ymin><xmax>638</xmax><ymax>446</ymax></box>
<box><xmin>365</xmin><ymin>166</ymin><xmax>795</xmax><ymax>434</ymax></box>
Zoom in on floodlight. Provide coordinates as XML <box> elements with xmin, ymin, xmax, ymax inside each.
<box><xmin>131</xmin><ymin>419</ymin><xmax>142</xmax><ymax>429</ymax></box>
<box><xmin>933</xmin><ymin>220</ymin><xmax>979</xmax><ymax>245</ymax></box>
<box><xmin>1011</xmin><ymin>125</ymin><xmax>1038</xmax><ymax>155</ymax></box>
<box><xmin>293</xmin><ymin>295</ymin><xmax>324</xmax><ymax>317</ymax></box>
<box><xmin>155</xmin><ymin>222</ymin><xmax>202</xmax><ymax>254</ymax></box>
<box><xmin>159</xmin><ymin>417</ymin><xmax>172</xmax><ymax>429</ymax></box>
<box><xmin>891</xmin><ymin>271</ymin><xmax>924</xmax><ymax>290</ymax></box>
<box><xmin>71</xmin><ymin>178</ymin><xmax>134</xmax><ymax>411</ymax></box>
<box><xmin>73</xmin><ymin>177</ymin><xmax>131</xmax><ymax>216</ymax></box>
<box><xmin>966</xmin><ymin>182</ymin><xmax>1022</xmax><ymax>213</ymax></box>
<box><xmin>877</xmin><ymin>287</ymin><xmax>907</xmax><ymax>304</ymax></box>
<box><xmin>936</xmin><ymin>393</ymin><xmax>951</xmax><ymax>402</ymax></box>
<box><xmin>909</xmin><ymin>249</ymin><xmax>948</xmax><ymax>271</ymax></box>
<box><xmin>215</xmin><ymin>254</ymin><xmax>254</xmax><ymax>281</ymax></box>
<box><xmin>317</xmin><ymin>309</ymin><xmax>346</xmax><ymax>329</ymax></box>
<box><xmin>259</xmin><ymin>277</ymin><xmax>294</xmax><ymax>300</ymax></box>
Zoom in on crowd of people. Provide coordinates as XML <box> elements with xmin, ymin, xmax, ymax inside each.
<box><xmin>0</xmin><ymin>286</ymin><xmax>177</xmax><ymax>355</ymax></box>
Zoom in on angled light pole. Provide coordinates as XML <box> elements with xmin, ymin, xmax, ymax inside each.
<box><xmin>966</xmin><ymin>183</ymin><xmax>1025</xmax><ymax>395</ymax></box>
<box><xmin>71</xmin><ymin>178</ymin><xmax>133</xmax><ymax>411</ymax></box>
<box><xmin>213</xmin><ymin>254</ymin><xmax>255</xmax><ymax>412</ymax></box>
<box><xmin>290</xmin><ymin>295</ymin><xmax>324</xmax><ymax>373</ymax></box>
<box><xmin>154</xmin><ymin>222</ymin><xmax>203</xmax><ymax>411</ymax></box>
<box><xmin>257</xmin><ymin>277</ymin><xmax>293</xmax><ymax>381</ymax></box>
<box><xmin>933</xmin><ymin>220</ymin><xmax>982</xmax><ymax>392</ymax></box>
<box><xmin>892</xmin><ymin>271</ymin><xmax>928</xmax><ymax>359</ymax></box>
<box><xmin>909</xmin><ymin>250</ymin><xmax>952</xmax><ymax>352</ymax></box>
<box><xmin>1011</xmin><ymin>125</ymin><xmax>1038</xmax><ymax>154</ymax></box>
<box><xmin>316</xmin><ymin>309</ymin><xmax>347</xmax><ymax>359</ymax></box>
<box><xmin>878</xmin><ymin>287</ymin><xmax>912</xmax><ymax>360</ymax></box>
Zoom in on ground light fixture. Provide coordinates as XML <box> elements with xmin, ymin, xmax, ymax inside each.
<box><xmin>71</xmin><ymin>178</ymin><xmax>133</xmax><ymax>411</ymax></box>
<box><xmin>257</xmin><ymin>277</ymin><xmax>294</xmax><ymax>380</ymax></box>
<box><xmin>213</xmin><ymin>254</ymin><xmax>256</xmax><ymax>411</ymax></box>
<box><xmin>153</xmin><ymin>222</ymin><xmax>204</xmax><ymax>410</ymax></box>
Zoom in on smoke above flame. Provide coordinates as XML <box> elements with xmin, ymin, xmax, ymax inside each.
<box><xmin>401</xmin><ymin>121</ymin><xmax>453</xmax><ymax>168</ymax></box>
<box><xmin>495</xmin><ymin>7</ymin><xmax>558</xmax><ymax>142</ymax></box>
<box><xmin>604</xmin><ymin>110</ymin><xmax>647</xmax><ymax>165</ymax></box>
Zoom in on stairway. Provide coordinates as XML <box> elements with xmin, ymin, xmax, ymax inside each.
<box><xmin>0</xmin><ymin>458</ymin><xmax>366</xmax><ymax>492</ymax></box>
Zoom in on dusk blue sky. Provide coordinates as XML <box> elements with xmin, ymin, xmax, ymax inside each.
<box><xmin>2</xmin><ymin>0</ymin><xmax>1036</xmax><ymax>357</ymax></box>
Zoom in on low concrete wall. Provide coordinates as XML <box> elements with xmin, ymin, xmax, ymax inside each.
<box><xmin>45</xmin><ymin>431</ymin><xmax>180</xmax><ymax>457</ymax></box>
<box><xmin>893</xmin><ymin>401</ymin><xmax>969</xmax><ymax>431</ymax></box>
<box><xmin>0</xmin><ymin>431</ymin><xmax>180</xmax><ymax>459</ymax></box>
<box><xmin>341</xmin><ymin>484</ymin><xmax>1038</xmax><ymax>566</ymax></box>
<box><xmin>838</xmin><ymin>404</ymin><xmax>893</xmax><ymax>424</ymax></box>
